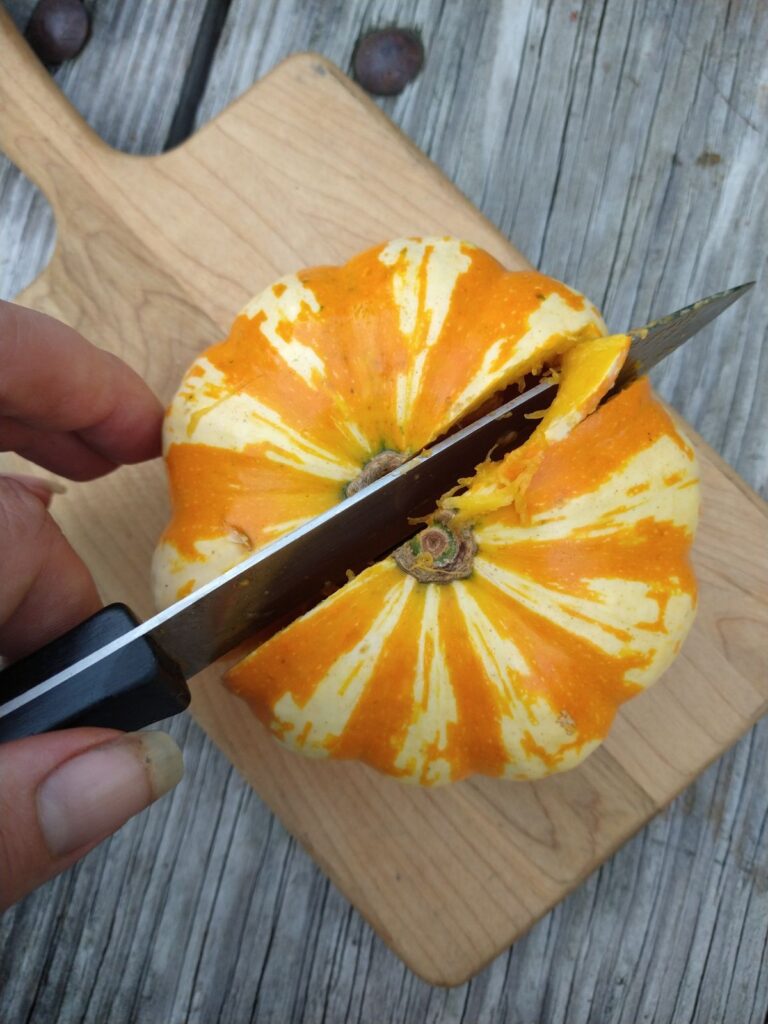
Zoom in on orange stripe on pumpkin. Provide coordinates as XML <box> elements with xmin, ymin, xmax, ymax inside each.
<box><xmin>467</xmin><ymin>575</ymin><xmax>645</xmax><ymax>755</ymax></box>
<box><xmin>485</xmin><ymin>520</ymin><xmax>696</xmax><ymax>606</ymax></box>
<box><xmin>204</xmin><ymin>317</ymin><xmax>370</xmax><ymax>466</ymax></box>
<box><xmin>434</xmin><ymin>586</ymin><xmax>510</xmax><ymax>781</ymax></box>
<box><xmin>410</xmin><ymin>262</ymin><xmax>590</xmax><ymax>448</ymax></box>
<box><xmin>328</xmin><ymin>580</ymin><xmax>427</xmax><ymax>775</ymax></box>
<box><xmin>226</xmin><ymin>563</ymin><xmax>404</xmax><ymax>723</ymax></box>
<box><xmin>518</xmin><ymin>379</ymin><xmax>693</xmax><ymax>514</ymax></box>
<box><xmin>161</xmin><ymin>442</ymin><xmax>341</xmax><ymax>559</ymax></box>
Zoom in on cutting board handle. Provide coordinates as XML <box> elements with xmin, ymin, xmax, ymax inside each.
<box><xmin>0</xmin><ymin>7</ymin><xmax>108</xmax><ymax>207</ymax></box>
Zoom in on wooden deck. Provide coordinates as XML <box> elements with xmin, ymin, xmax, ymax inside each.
<box><xmin>1</xmin><ymin>1</ymin><xmax>766</xmax><ymax>1020</ymax></box>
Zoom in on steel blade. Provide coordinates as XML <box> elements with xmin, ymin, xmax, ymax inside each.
<box><xmin>615</xmin><ymin>281</ymin><xmax>754</xmax><ymax>388</ymax></box>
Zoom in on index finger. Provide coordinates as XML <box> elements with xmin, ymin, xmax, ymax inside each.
<box><xmin>0</xmin><ymin>301</ymin><xmax>163</xmax><ymax>465</ymax></box>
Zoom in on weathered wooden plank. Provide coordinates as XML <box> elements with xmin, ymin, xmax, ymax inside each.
<box><xmin>0</xmin><ymin>0</ymin><xmax>213</xmax><ymax>299</ymax></box>
<box><xmin>0</xmin><ymin>0</ymin><xmax>766</xmax><ymax>1022</ymax></box>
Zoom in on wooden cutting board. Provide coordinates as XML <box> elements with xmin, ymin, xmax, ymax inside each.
<box><xmin>1</xmin><ymin>11</ymin><xmax>767</xmax><ymax>986</ymax></box>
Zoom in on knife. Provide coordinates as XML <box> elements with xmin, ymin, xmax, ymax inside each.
<box><xmin>0</xmin><ymin>282</ymin><xmax>753</xmax><ymax>743</ymax></box>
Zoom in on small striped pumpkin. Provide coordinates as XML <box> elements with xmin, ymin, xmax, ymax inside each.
<box><xmin>153</xmin><ymin>237</ymin><xmax>699</xmax><ymax>785</ymax></box>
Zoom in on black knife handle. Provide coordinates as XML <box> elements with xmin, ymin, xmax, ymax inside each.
<box><xmin>0</xmin><ymin>604</ymin><xmax>190</xmax><ymax>743</ymax></box>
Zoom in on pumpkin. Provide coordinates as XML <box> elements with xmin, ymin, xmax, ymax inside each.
<box><xmin>153</xmin><ymin>237</ymin><xmax>699</xmax><ymax>785</ymax></box>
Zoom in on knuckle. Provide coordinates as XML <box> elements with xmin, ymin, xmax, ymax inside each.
<box><xmin>0</xmin><ymin>476</ymin><xmax>48</xmax><ymax>546</ymax></box>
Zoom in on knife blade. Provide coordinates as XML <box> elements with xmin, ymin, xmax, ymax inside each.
<box><xmin>0</xmin><ymin>281</ymin><xmax>753</xmax><ymax>741</ymax></box>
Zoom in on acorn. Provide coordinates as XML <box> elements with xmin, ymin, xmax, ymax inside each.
<box><xmin>26</xmin><ymin>0</ymin><xmax>90</xmax><ymax>67</ymax></box>
<box><xmin>353</xmin><ymin>28</ymin><xmax>424</xmax><ymax>96</ymax></box>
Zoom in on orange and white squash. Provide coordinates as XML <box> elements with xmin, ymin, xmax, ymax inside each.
<box><xmin>153</xmin><ymin>237</ymin><xmax>699</xmax><ymax>785</ymax></box>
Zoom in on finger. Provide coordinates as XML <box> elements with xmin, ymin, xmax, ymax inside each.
<box><xmin>0</xmin><ymin>729</ymin><xmax>183</xmax><ymax>910</ymax></box>
<box><xmin>0</xmin><ymin>477</ymin><xmax>101</xmax><ymax>660</ymax></box>
<box><xmin>0</xmin><ymin>301</ymin><xmax>163</xmax><ymax>466</ymax></box>
<box><xmin>0</xmin><ymin>418</ymin><xmax>117</xmax><ymax>480</ymax></box>
<box><xmin>0</xmin><ymin>474</ymin><xmax>66</xmax><ymax>507</ymax></box>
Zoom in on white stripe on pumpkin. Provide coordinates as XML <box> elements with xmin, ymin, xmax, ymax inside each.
<box><xmin>475</xmin><ymin>434</ymin><xmax>699</xmax><ymax>546</ymax></box>
<box><xmin>379</xmin><ymin>237</ymin><xmax>473</xmax><ymax>431</ymax></box>
<box><xmin>474</xmin><ymin>558</ymin><xmax>695</xmax><ymax>689</ymax></box>
<box><xmin>394</xmin><ymin>585</ymin><xmax>459</xmax><ymax>785</ymax></box>
<box><xmin>453</xmin><ymin>582</ymin><xmax>582</xmax><ymax>776</ymax></box>
<box><xmin>152</xmin><ymin>537</ymin><xmax>250</xmax><ymax>610</ymax></box>
<box><xmin>240</xmin><ymin>275</ymin><xmax>326</xmax><ymax>387</ymax></box>
<box><xmin>271</xmin><ymin>571</ymin><xmax>415</xmax><ymax>755</ymax></box>
<box><xmin>164</xmin><ymin>358</ymin><xmax>359</xmax><ymax>481</ymax></box>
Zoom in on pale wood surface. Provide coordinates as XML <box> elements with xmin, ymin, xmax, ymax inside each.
<box><xmin>0</xmin><ymin>0</ymin><xmax>767</xmax><ymax>1020</ymax></box>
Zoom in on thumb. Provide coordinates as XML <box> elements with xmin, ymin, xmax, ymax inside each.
<box><xmin>0</xmin><ymin>728</ymin><xmax>183</xmax><ymax>910</ymax></box>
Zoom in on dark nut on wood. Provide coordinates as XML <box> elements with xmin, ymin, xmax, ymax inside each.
<box><xmin>353</xmin><ymin>28</ymin><xmax>424</xmax><ymax>96</ymax></box>
<box><xmin>26</xmin><ymin>0</ymin><xmax>91</xmax><ymax>67</ymax></box>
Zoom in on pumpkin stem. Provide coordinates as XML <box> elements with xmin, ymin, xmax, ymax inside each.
<box><xmin>346</xmin><ymin>450</ymin><xmax>408</xmax><ymax>497</ymax></box>
<box><xmin>394</xmin><ymin>511</ymin><xmax>476</xmax><ymax>583</ymax></box>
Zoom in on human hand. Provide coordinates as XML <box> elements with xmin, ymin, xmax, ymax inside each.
<box><xmin>0</xmin><ymin>300</ymin><xmax>184</xmax><ymax>911</ymax></box>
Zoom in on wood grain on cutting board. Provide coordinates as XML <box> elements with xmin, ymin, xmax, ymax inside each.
<box><xmin>1</xmin><ymin>10</ymin><xmax>766</xmax><ymax>985</ymax></box>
